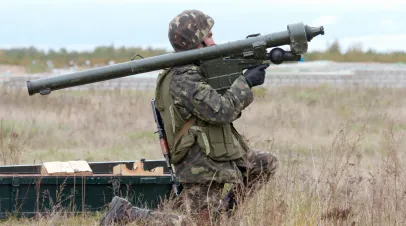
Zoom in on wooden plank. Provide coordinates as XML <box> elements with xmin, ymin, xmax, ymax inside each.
<box><xmin>41</xmin><ymin>161</ymin><xmax>93</xmax><ymax>176</ymax></box>
<box><xmin>68</xmin><ymin>160</ymin><xmax>93</xmax><ymax>176</ymax></box>
<box><xmin>41</xmin><ymin>161</ymin><xmax>74</xmax><ymax>176</ymax></box>
<box><xmin>113</xmin><ymin>161</ymin><xmax>164</xmax><ymax>176</ymax></box>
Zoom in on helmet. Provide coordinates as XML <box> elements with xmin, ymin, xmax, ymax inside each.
<box><xmin>168</xmin><ymin>10</ymin><xmax>214</xmax><ymax>52</ymax></box>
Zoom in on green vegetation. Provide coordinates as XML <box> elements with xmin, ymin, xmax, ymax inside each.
<box><xmin>0</xmin><ymin>40</ymin><xmax>405</xmax><ymax>74</ymax></box>
<box><xmin>0</xmin><ymin>45</ymin><xmax>168</xmax><ymax>72</ymax></box>
<box><xmin>305</xmin><ymin>40</ymin><xmax>406</xmax><ymax>63</ymax></box>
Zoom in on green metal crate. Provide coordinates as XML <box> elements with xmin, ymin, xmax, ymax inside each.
<box><xmin>0</xmin><ymin>159</ymin><xmax>176</xmax><ymax>219</ymax></box>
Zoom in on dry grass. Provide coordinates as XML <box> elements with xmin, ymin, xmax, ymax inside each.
<box><xmin>0</xmin><ymin>87</ymin><xmax>162</xmax><ymax>163</ymax></box>
<box><xmin>0</xmin><ymin>120</ymin><xmax>27</xmax><ymax>165</ymax></box>
<box><xmin>1</xmin><ymin>84</ymin><xmax>406</xmax><ymax>225</ymax></box>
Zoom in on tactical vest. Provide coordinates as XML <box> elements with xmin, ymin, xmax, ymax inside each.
<box><xmin>154</xmin><ymin>67</ymin><xmax>249</xmax><ymax>165</ymax></box>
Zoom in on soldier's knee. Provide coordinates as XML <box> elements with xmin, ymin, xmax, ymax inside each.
<box><xmin>247</xmin><ymin>149</ymin><xmax>279</xmax><ymax>178</ymax></box>
<box><xmin>267</xmin><ymin>153</ymin><xmax>279</xmax><ymax>176</ymax></box>
<box><xmin>258</xmin><ymin>152</ymin><xmax>278</xmax><ymax>177</ymax></box>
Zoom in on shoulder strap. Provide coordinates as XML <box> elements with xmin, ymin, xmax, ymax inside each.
<box><xmin>174</xmin><ymin>116</ymin><xmax>197</xmax><ymax>141</ymax></box>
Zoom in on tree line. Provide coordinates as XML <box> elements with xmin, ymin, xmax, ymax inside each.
<box><xmin>0</xmin><ymin>45</ymin><xmax>168</xmax><ymax>73</ymax></box>
<box><xmin>304</xmin><ymin>40</ymin><xmax>406</xmax><ymax>63</ymax></box>
<box><xmin>0</xmin><ymin>41</ymin><xmax>405</xmax><ymax>73</ymax></box>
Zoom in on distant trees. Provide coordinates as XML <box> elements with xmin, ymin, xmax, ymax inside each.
<box><xmin>305</xmin><ymin>40</ymin><xmax>406</xmax><ymax>63</ymax></box>
<box><xmin>0</xmin><ymin>45</ymin><xmax>168</xmax><ymax>73</ymax></box>
<box><xmin>1</xmin><ymin>41</ymin><xmax>406</xmax><ymax>73</ymax></box>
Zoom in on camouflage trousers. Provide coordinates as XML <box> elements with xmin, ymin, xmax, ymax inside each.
<box><xmin>175</xmin><ymin>143</ymin><xmax>279</xmax><ymax>184</ymax></box>
<box><xmin>172</xmin><ymin>143</ymin><xmax>279</xmax><ymax>222</ymax></box>
<box><xmin>101</xmin><ymin>144</ymin><xmax>278</xmax><ymax>225</ymax></box>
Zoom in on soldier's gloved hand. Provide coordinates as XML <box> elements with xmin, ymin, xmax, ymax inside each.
<box><xmin>243</xmin><ymin>63</ymin><xmax>270</xmax><ymax>88</ymax></box>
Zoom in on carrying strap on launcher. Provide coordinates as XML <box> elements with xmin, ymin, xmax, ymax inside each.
<box><xmin>174</xmin><ymin>116</ymin><xmax>197</xmax><ymax>142</ymax></box>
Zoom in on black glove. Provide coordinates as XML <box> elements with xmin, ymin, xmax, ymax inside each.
<box><xmin>243</xmin><ymin>63</ymin><xmax>270</xmax><ymax>88</ymax></box>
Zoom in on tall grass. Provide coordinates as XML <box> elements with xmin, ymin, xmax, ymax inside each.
<box><xmin>0</xmin><ymin>120</ymin><xmax>28</xmax><ymax>165</ymax></box>
<box><xmin>212</xmin><ymin>120</ymin><xmax>406</xmax><ymax>226</ymax></box>
<box><xmin>1</xmin><ymin>84</ymin><xmax>406</xmax><ymax>225</ymax></box>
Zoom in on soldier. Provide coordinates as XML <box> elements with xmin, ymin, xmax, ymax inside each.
<box><xmin>100</xmin><ymin>9</ymin><xmax>279</xmax><ymax>226</ymax></box>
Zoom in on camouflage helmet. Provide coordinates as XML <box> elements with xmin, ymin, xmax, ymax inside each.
<box><xmin>168</xmin><ymin>10</ymin><xmax>214</xmax><ymax>52</ymax></box>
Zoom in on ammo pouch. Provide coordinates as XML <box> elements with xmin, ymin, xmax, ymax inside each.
<box><xmin>171</xmin><ymin>117</ymin><xmax>245</xmax><ymax>164</ymax></box>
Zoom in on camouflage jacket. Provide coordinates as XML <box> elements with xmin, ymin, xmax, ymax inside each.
<box><xmin>169</xmin><ymin>64</ymin><xmax>254</xmax><ymax>125</ymax></box>
<box><xmin>169</xmin><ymin>64</ymin><xmax>254</xmax><ymax>160</ymax></box>
<box><xmin>155</xmin><ymin>63</ymin><xmax>255</xmax><ymax>183</ymax></box>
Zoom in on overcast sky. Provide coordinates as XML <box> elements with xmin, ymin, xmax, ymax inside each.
<box><xmin>1</xmin><ymin>0</ymin><xmax>406</xmax><ymax>53</ymax></box>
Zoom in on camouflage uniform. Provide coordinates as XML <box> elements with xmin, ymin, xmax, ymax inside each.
<box><xmin>100</xmin><ymin>9</ymin><xmax>278</xmax><ymax>226</ymax></box>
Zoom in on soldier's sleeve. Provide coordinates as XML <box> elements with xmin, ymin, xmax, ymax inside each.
<box><xmin>170</xmin><ymin>66</ymin><xmax>254</xmax><ymax>125</ymax></box>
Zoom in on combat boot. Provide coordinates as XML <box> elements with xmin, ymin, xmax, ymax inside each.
<box><xmin>100</xmin><ymin>196</ymin><xmax>151</xmax><ymax>226</ymax></box>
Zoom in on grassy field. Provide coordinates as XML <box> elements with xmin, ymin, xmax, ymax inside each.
<box><xmin>1</xmin><ymin>84</ymin><xmax>406</xmax><ymax>225</ymax></box>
